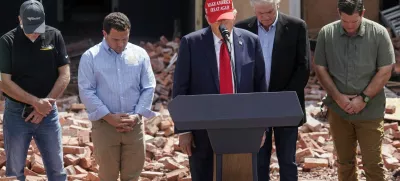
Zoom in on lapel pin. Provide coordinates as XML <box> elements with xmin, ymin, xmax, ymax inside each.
<box><xmin>239</xmin><ymin>41</ymin><xmax>243</xmax><ymax>45</ymax></box>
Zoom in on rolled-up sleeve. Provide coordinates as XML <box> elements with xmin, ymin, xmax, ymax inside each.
<box><xmin>134</xmin><ymin>51</ymin><xmax>156</xmax><ymax>118</ymax></box>
<box><xmin>78</xmin><ymin>51</ymin><xmax>110</xmax><ymax>121</ymax></box>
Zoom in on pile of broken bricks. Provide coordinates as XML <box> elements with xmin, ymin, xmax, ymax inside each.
<box><xmin>0</xmin><ymin>104</ymin><xmax>191</xmax><ymax>181</ymax></box>
<box><xmin>2</xmin><ymin>36</ymin><xmax>400</xmax><ymax>180</ymax></box>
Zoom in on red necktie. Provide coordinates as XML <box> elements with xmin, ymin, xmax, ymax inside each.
<box><xmin>219</xmin><ymin>41</ymin><xmax>233</xmax><ymax>94</ymax></box>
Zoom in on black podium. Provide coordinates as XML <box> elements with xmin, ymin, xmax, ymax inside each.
<box><xmin>168</xmin><ymin>92</ymin><xmax>304</xmax><ymax>181</ymax></box>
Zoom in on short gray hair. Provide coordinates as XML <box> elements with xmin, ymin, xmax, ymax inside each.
<box><xmin>250</xmin><ymin>0</ymin><xmax>280</xmax><ymax>7</ymax></box>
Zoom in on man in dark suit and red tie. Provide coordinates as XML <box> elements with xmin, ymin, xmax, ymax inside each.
<box><xmin>236</xmin><ymin>0</ymin><xmax>311</xmax><ymax>180</ymax></box>
<box><xmin>172</xmin><ymin>0</ymin><xmax>267</xmax><ymax>180</ymax></box>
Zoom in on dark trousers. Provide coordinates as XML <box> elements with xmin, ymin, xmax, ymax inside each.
<box><xmin>188</xmin><ymin>130</ymin><xmax>214</xmax><ymax>181</ymax></box>
<box><xmin>258</xmin><ymin>127</ymin><xmax>298</xmax><ymax>181</ymax></box>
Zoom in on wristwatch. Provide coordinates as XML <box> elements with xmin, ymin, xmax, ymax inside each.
<box><xmin>359</xmin><ymin>92</ymin><xmax>370</xmax><ymax>103</ymax></box>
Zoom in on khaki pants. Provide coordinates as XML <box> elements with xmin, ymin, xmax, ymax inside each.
<box><xmin>328</xmin><ymin>109</ymin><xmax>385</xmax><ymax>181</ymax></box>
<box><xmin>91</xmin><ymin>119</ymin><xmax>145</xmax><ymax>181</ymax></box>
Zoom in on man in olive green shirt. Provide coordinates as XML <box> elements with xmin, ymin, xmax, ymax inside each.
<box><xmin>314</xmin><ymin>0</ymin><xmax>394</xmax><ymax>181</ymax></box>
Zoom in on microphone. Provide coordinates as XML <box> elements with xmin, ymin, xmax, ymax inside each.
<box><xmin>219</xmin><ymin>24</ymin><xmax>230</xmax><ymax>43</ymax></box>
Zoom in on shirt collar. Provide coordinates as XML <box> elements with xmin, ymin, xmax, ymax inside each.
<box><xmin>101</xmin><ymin>38</ymin><xmax>127</xmax><ymax>55</ymax></box>
<box><xmin>258</xmin><ymin>11</ymin><xmax>279</xmax><ymax>31</ymax></box>
<box><xmin>212</xmin><ymin>29</ymin><xmax>234</xmax><ymax>46</ymax></box>
<box><xmin>339</xmin><ymin>18</ymin><xmax>366</xmax><ymax>37</ymax></box>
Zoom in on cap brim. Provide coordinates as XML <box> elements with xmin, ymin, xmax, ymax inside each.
<box><xmin>209</xmin><ymin>11</ymin><xmax>235</xmax><ymax>24</ymax></box>
<box><xmin>22</xmin><ymin>21</ymin><xmax>45</xmax><ymax>34</ymax></box>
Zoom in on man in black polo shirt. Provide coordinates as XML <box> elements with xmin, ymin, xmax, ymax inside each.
<box><xmin>0</xmin><ymin>1</ymin><xmax>70</xmax><ymax>180</ymax></box>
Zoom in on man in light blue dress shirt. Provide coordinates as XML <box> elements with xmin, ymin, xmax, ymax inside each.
<box><xmin>78</xmin><ymin>12</ymin><xmax>156</xmax><ymax>181</ymax></box>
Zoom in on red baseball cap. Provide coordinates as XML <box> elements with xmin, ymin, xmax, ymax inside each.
<box><xmin>205</xmin><ymin>0</ymin><xmax>235</xmax><ymax>24</ymax></box>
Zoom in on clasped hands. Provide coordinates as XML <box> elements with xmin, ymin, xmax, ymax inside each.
<box><xmin>105</xmin><ymin>113</ymin><xmax>140</xmax><ymax>133</ymax></box>
<box><xmin>335</xmin><ymin>93</ymin><xmax>366</xmax><ymax>114</ymax></box>
<box><xmin>25</xmin><ymin>98</ymin><xmax>56</xmax><ymax>124</ymax></box>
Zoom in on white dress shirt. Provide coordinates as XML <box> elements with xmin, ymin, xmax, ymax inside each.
<box><xmin>212</xmin><ymin>31</ymin><xmax>236</xmax><ymax>93</ymax></box>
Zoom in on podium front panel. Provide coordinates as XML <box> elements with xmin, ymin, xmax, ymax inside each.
<box><xmin>207</xmin><ymin>128</ymin><xmax>265</xmax><ymax>154</ymax></box>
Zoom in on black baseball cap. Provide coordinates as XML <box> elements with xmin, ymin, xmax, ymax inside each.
<box><xmin>19</xmin><ymin>0</ymin><xmax>45</xmax><ymax>34</ymax></box>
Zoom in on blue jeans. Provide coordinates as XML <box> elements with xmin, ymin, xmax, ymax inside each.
<box><xmin>3</xmin><ymin>98</ymin><xmax>66</xmax><ymax>181</ymax></box>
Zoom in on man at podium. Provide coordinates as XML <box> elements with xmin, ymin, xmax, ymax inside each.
<box><xmin>172</xmin><ymin>0</ymin><xmax>267</xmax><ymax>180</ymax></box>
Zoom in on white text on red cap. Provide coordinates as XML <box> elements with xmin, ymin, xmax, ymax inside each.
<box><xmin>207</xmin><ymin>0</ymin><xmax>232</xmax><ymax>13</ymax></box>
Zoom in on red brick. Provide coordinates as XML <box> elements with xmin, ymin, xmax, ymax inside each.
<box><xmin>384</xmin><ymin>156</ymin><xmax>400</xmax><ymax>170</ymax></box>
<box><xmin>84</xmin><ymin>142</ymin><xmax>94</xmax><ymax>152</ymax></box>
<box><xmin>74</xmin><ymin>165</ymin><xmax>88</xmax><ymax>174</ymax></box>
<box><xmin>173</xmin><ymin>152</ymin><xmax>189</xmax><ymax>168</ymax></box>
<box><xmin>0</xmin><ymin>177</ymin><xmax>18</xmax><ymax>181</ymax></box>
<box><xmin>78</xmin><ymin>147</ymin><xmax>92</xmax><ymax>169</ymax></box>
<box><xmin>140</xmin><ymin>171</ymin><xmax>164</xmax><ymax>179</ymax></box>
<box><xmin>59</xmin><ymin>116</ymin><xmax>67</xmax><ymax>126</ymax></box>
<box><xmin>165</xmin><ymin>168</ymin><xmax>189</xmax><ymax>181</ymax></box>
<box><xmin>299</xmin><ymin>134</ymin><xmax>325</xmax><ymax>153</ymax></box>
<box><xmin>65</xmin><ymin>137</ymin><xmax>80</xmax><ymax>146</ymax></box>
<box><xmin>145</xmin><ymin>116</ymin><xmax>162</xmax><ymax>136</ymax></box>
<box><xmin>384</xmin><ymin>137</ymin><xmax>393</xmax><ymax>144</ymax></box>
<box><xmin>296</xmin><ymin>148</ymin><xmax>314</xmax><ymax>163</ymax></box>
<box><xmin>87</xmin><ymin>172</ymin><xmax>99</xmax><ymax>181</ymax></box>
<box><xmin>144</xmin><ymin>162</ymin><xmax>164</xmax><ymax>171</ymax></box>
<box><xmin>62</xmin><ymin>136</ymin><xmax>71</xmax><ymax>145</ymax></box>
<box><xmin>160</xmin><ymin>157</ymin><xmax>184</xmax><ymax>170</ymax></box>
<box><xmin>155</xmin><ymin>131</ymin><xmax>165</xmax><ymax>137</ymax></box>
<box><xmin>79</xmin><ymin>157</ymin><xmax>92</xmax><ymax>169</ymax></box>
<box><xmin>178</xmin><ymin>177</ymin><xmax>192</xmax><ymax>181</ymax></box>
<box><xmin>163</xmin><ymin>137</ymin><xmax>174</xmax><ymax>155</ymax></box>
<box><xmin>26</xmin><ymin>155</ymin><xmax>31</xmax><ymax>168</ymax></box>
<box><xmin>153</xmin><ymin>137</ymin><xmax>167</xmax><ymax>148</ymax></box>
<box><xmin>65</xmin><ymin>165</ymin><xmax>76</xmax><ymax>175</ymax></box>
<box><xmin>69</xmin><ymin>125</ymin><xmax>91</xmax><ymax>138</ymax></box>
<box><xmin>164</xmin><ymin>126</ymin><xmax>174</xmax><ymax>137</ymax></box>
<box><xmin>145</xmin><ymin>152</ymin><xmax>153</xmax><ymax>162</ymax></box>
<box><xmin>304</xmin><ymin>118</ymin><xmax>322</xmax><ymax>132</ymax></box>
<box><xmin>385</xmin><ymin>122</ymin><xmax>399</xmax><ymax>131</ymax></box>
<box><xmin>68</xmin><ymin>174</ymin><xmax>88</xmax><ymax>180</ymax></box>
<box><xmin>77</xmin><ymin>131</ymin><xmax>91</xmax><ymax>145</ymax></box>
<box><xmin>174</xmin><ymin>139</ymin><xmax>181</xmax><ymax>152</ymax></box>
<box><xmin>64</xmin><ymin>154</ymin><xmax>80</xmax><ymax>166</ymax></box>
<box><xmin>30</xmin><ymin>154</ymin><xmax>45</xmax><ymax>174</ymax></box>
<box><xmin>308</xmin><ymin>132</ymin><xmax>330</xmax><ymax>140</ymax></box>
<box><xmin>317</xmin><ymin>136</ymin><xmax>326</xmax><ymax>146</ymax></box>
<box><xmin>303</xmin><ymin>158</ymin><xmax>329</xmax><ymax>169</ymax></box>
<box><xmin>305</xmin><ymin>94</ymin><xmax>322</xmax><ymax>101</ymax></box>
<box><xmin>24</xmin><ymin>167</ymin><xmax>39</xmax><ymax>176</ymax></box>
<box><xmin>382</xmin><ymin>144</ymin><xmax>397</xmax><ymax>158</ymax></box>
<box><xmin>25</xmin><ymin>176</ymin><xmax>46</xmax><ymax>181</ymax></box>
<box><xmin>386</xmin><ymin>105</ymin><xmax>396</xmax><ymax>114</ymax></box>
<box><xmin>146</xmin><ymin>143</ymin><xmax>158</xmax><ymax>153</ymax></box>
<box><xmin>70</xmin><ymin>103</ymin><xmax>85</xmax><ymax>111</ymax></box>
<box><xmin>270</xmin><ymin>163</ymin><xmax>280</xmax><ymax>172</ymax></box>
<box><xmin>394</xmin><ymin>131</ymin><xmax>400</xmax><ymax>139</ymax></box>
<box><xmin>72</xmin><ymin>119</ymin><xmax>91</xmax><ymax>128</ymax></box>
<box><xmin>160</xmin><ymin>120</ymin><xmax>172</xmax><ymax>130</ymax></box>
<box><xmin>0</xmin><ymin>149</ymin><xmax>6</xmax><ymax>168</ymax></box>
<box><xmin>63</xmin><ymin>146</ymin><xmax>85</xmax><ymax>155</ymax></box>
<box><xmin>89</xmin><ymin>160</ymin><xmax>99</xmax><ymax>172</ymax></box>
<box><xmin>139</xmin><ymin>177</ymin><xmax>151</xmax><ymax>181</ymax></box>
<box><xmin>393</xmin><ymin>141</ymin><xmax>400</xmax><ymax>148</ymax></box>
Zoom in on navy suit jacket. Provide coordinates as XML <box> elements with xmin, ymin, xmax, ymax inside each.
<box><xmin>172</xmin><ymin>26</ymin><xmax>267</xmax><ymax>134</ymax></box>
